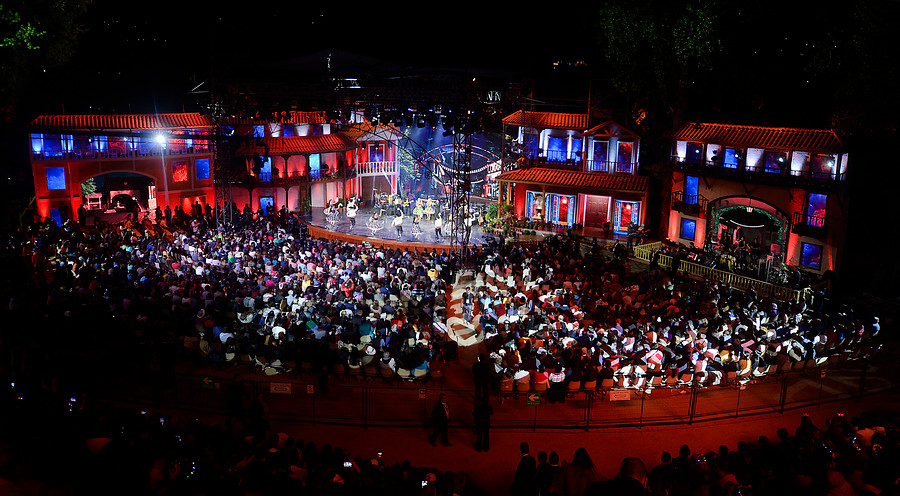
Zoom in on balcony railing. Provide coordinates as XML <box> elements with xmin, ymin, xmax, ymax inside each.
<box><xmin>585</xmin><ymin>159</ymin><xmax>637</xmax><ymax>175</ymax></box>
<box><xmin>671</xmin><ymin>156</ymin><xmax>844</xmax><ymax>189</ymax></box>
<box><xmin>633</xmin><ymin>242</ymin><xmax>802</xmax><ymax>302</ymax></box>
<box><xmin>32</xmin><ymin>144</ymin><xmax>211</xmax><ymax>161</ymax></box>
<box><xmin>671</xmin><ymin>191</ymin><xmax>708</xmax><ymax>216</ymax></box>
<box><xmin>356</xmin><ymin>160</ymin><xmax>398</xmax><ymax>176</ymax></box>
<box><xmin>251</xmin><ymin>167</ymin><xmax>352</xmax><ymax>186</ymax></box>
<box><xmin>541</xmin><ymin>149</ymin><xmax>582</xmax><ymax>165</ymax></box>
<box><xmin>791</xmin><ymin>211</ymin><xmax>828</xmax><ymax>239</ymax></box>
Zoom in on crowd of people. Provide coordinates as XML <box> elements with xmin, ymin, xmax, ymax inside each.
<box><xmin>6</xmin><ymin>206</ymin><xmax>479</xmax><ymax>388</ymax></box>
<box><xmin>0</xmin><ymin>203</ymin><xmax>892</xmax><ymax>496</ymax></box>
<box><xmin>470</xmin><ymin>235</ymin><xmax>879</xmax><ymax>395</ymax></box>
<box><xmin>509</xmin><ymin>411</ymin><xmax>900</xmax><ymax>496</ymax></box>
<box><xmin>647</xmin><ymin>238</ymin><xmax>822</xmax><ymax>290</ymax></box>
<box><xmin>4</xmin><ymin>203</ymin><xmax>882</xmax><ymax>397</ymax></box>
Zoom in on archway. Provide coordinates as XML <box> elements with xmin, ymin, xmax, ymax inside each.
<box><xmin>708</xmin><ymin>197</ymin><xmax>789</xmax><ymax>257</ymax></box>
<box><xmin>80</xmin><ymin>171</ymin><xmax>157</xmax><ymax>223</ymax></box>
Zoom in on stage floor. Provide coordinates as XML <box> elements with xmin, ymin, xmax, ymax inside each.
<box><xmin>303</xmin><ymin>207</ymin><xmax>494</xmax><ymax>251</ymax></box>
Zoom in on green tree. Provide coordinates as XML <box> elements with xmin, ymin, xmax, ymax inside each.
<box><xmin>0</xmin><ymin>0</ymin><xmax>91</xmax><ymax>120</ymax></box>
<box><xmin>81</xmin><ymin>177</ymin><xmax>96</xmax><ymax>197</ymax></box>
<box><xmin>595</xmin><ymin>0</ymin><xmax>722</xmax><ymax>130</ymax></box>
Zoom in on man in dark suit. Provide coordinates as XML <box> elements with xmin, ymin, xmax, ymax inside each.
<box><xmin>510</xmin><ymin>442</ymin><xmax>537</xmax><ymax>496</ymax></box>
<box><xmin>429</xmin><ymin>393</ymin><xmax>452</xmax><ymax>446</ymax></box>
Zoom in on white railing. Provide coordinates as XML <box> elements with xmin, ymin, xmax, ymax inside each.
<box><xmin>356</xmin><ymin>161</ymin><xmax>398</xmax><ymax>176</ymax></box>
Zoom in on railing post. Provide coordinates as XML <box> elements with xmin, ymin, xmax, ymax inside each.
<box><xmin>688</xmin><ymin>384</ymin><xmax>697</xmax><ymax>425</ymax></box>
<box><xmin>639</xmin><ymin>391</ymin><xmax>645</xmax><ymax>429</ymax></box>
<box><xmin>779</xmin><ymin>375</ymin><xmax>788</xmax><ymax>414</ymax></box>
<box><xmin>584</xmin><ymin>391</ymin><xmax>593</xmax><ymax>431</ymax></box>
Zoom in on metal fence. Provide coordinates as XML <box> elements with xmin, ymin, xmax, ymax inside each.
<box><xmin>631</xmin><ymin>242</ymin><xmax>802</xmax><ymax>302</ymax></box>
<box><xmin>105</xmin><ymin>359</ymin><xmax>893</xmax><ymax>431</ymax></box>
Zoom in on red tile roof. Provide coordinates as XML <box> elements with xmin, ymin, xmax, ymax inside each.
<box><xmin>496</xmin><ymin>167</ymin><xmax>647</xmax><ymax>192</ymax></box>
<box><xmin>29</xmin><ymin>113</ymin><xmax>213</xmax><ymax>131</ymax></box>
<box><xmin>671</xmin><ymin>122</ymin><xmax>843</xmax><ymax>151</ymax></box>
<box><xmin>502</xmin><ymin>111</ymin><xmax>591</xmax><ymax>130</ymax></box>
<box><xmin>227</xmin><ymin>111</ymin><xmax>327</xmax><ymax>125</ymax></box>
<box><xmin>337</xmin><ymin>122</ymin><xmax>403</xmax><ymax>140</ymax></box>
<box><xmin>235</xmin><ymin>134</ymin><xmax>357</xmax><ymax>156</ymax></box>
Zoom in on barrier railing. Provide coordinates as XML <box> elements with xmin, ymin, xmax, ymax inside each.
<box><xmin>103</xmin><ymin>357</ymin><xmax>891</xmax><ymax>430</ymax></box>
<box><xmin>631</xmin><ymin>242</ymin><xmax>802</xmax><ymax>302</ymax></box>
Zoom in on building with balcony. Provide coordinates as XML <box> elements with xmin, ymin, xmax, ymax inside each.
<box><xmin>337</xmin><ymin>120</ymin><xmax>401</xmax><ymax>204</ymax></box>
<box><xmin>26</xmin><ymin>109</ymin><xmax>403</xmax><ymax>223</ymax></box>
<box><xmin>230</xmin><ymin>111</ymin><xmax>357</xmax><ymax>213</ymax></box>
<box><xmin>27</xmin><ymin>113</ymin><xmax>215</xmax><ymax>223</ymax></box>
<box><xmin>667</xmin><ymin>121</ymin><xmax>850</xmax><ymax>274</ymax></box>
<box><xmin>496</xmin><ymin>110</ymin><xmax>647</xmax><ymax>232</ymax></box>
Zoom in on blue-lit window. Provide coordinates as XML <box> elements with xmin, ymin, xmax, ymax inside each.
<box><xmin>31</xmin><ymin>134</ymin><xmax>43</xmax><ymax>153</ymax></box>
<box><xmin>73</xmin><ymin>135</ymin><xmax>92</xmax><ymax>156</ymax></box>
<box><xmin>764</xmin><ymin>151</ymin><xmax>786</xmax><ymax>173</ymax></box>
<box><xmin>136</xmin><ymin>135</ymin><xmax>162</xmax><ymax>155</ymax></box>
<box><xmin>196</xmin><ymin>159</ymin><xmax>211</xmax><ymax>180</ymax></box>
<box><xmin>680</xmin><ymin>218</ymin><xmax>696</xmax><ymax>240</ymax></box>
<box><xmin>309</xmin><ymin>154</ymin><xmax>320</xmax><ymax>179</ymax></box>
<box><xmin>42</xmin><ymin>134</ymin><xmax>65</xmax><ymax>157</ymax></box>
<box><xmin>253</xmin><ymin>125</ymin><xmax>265</xmax><ymax>137</ymax></box>
<box><xmin>685</xmin><ymin>176</ymin><xmax>699</xmax><ymax>205</ymax></box>
<box><xmin>46</xmin><ymin>167</ymin><xmax>66</xmax><ymax>190</ymax></box>
<box><xmin>571</xmin><ymin>138</ymin><xmax>582</xmax><ymax>162</ymax></box>
<box><xmin>258</xmin><ymin>156</ymin><xmax>273</xmax><ymax>181</ymax></box>
<box><xmin>259</xmin><ymin>196</ymin><xmax>274</xmax><ymax>215</ymax></box>
<box><xmin>806</xmin><ymin>193</ymin><xmax>827</xmax><ymax>226</ymax></box>
<box><xmin>591</xmin><ymin>141</ymin><xmax>608</xmax><ymax>171</ymax></box>
<box><xmin>526</xmin><ymin>135</ymin><xmax>539</xmax><ymax>160</ymax></box>
<box><xmin>49</xmin><ymin>208</ymin><xmax>62</xmax><ymax>226</ymax></box>
<box><xmin>369</xmin><ymin>144</ymin><xmax>384</xmax><ymax>162</ymax></box>
<box><xmin>801</xmin><ymin>243</ymin><xmax>823</xmax><ymax>269</ymax></box>
<box><xmin>547</xmin><ymin>137</ymin><xmax>567</xmax><ymax>163</ymax></box>
<box><xmin>282</xmin><ymin>125</ymin><xmax>295</xmax><ymax>137</ymax></box>
<box><xmin>685</xmin><ymin>142</ymin><xmax>703</xmax><ymax>164</ymax></box>
<box><xmin>723</xmin><ymin>148</ymin><xmax>739</xmax><ymax>169</ymax></box>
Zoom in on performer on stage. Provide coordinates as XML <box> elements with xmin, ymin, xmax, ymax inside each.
<box><xmin>403</xmin><ymin>196</ymin><xmax>412</xmax><ymax>216</ymax></box>
<box><xmin>346</xmin><ymin>198</ymin><xmax>359</xmax><ymax>231</ymax></box>
<box><xmin>434</xmin><ymin>215</ymin><xmax>443</xmax><ymax>241</ymax></box>
<box><xmin>392</xmin><ymin>212</ymin><xmax>404</xmax><ymax>240</ymax></box>
<box><xmin>412</xmin><ymin>211</ymin><xmax>423</xmax><ymax>239</ymax></box>
<box><xmin>413</xmin><ymin>201</ymin><xmax>424</xmax><ymax>219</ymax></box>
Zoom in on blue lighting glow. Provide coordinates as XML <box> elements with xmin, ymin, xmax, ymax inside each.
<box><xmin>681</xmin><ymin>218</ymin><xmax>696</xmax><ymax>240</ymax></box>
<box><xmin>46</xmin><ymin>167</ymin><xmax>66</xmax><ymax>190</ymax></box>
<box><xmin>801</xmin><ymin>243</ymin><xmax>822</xmax><ymax>269</ymax></box>
<box><xmin>685</xmin><ymin>176</ymin><xmax>699</xmax><ymax>205</ymax></box>
<box><xmin>196</xmin><ymin>159</ymin><xmax>210</xmax><ymax>180</ymax></box>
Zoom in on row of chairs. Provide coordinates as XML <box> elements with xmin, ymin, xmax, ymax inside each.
<box><xmin>496</xmin><ymin>354</ymin><xmax>848</xmax><ymax>397</ymax></box>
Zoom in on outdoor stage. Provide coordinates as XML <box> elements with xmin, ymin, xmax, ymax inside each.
<box><xmin>303</xmin><ymin>207</ymin><xmax>495</xmax><ymax>252</ymax></box>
